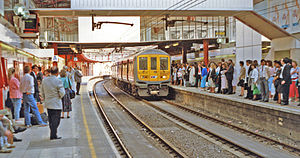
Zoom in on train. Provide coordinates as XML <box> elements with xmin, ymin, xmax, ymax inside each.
<box><xmin>111</xmin><ymin>49</ymin><xmax>171</xmax><ymax>97</ymax></box>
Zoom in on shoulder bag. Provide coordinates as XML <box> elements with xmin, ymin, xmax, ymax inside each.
<box><xmin>67</xmin><ymin>78</ymin><xmax>76</xmax><ymax>99</ymax></box>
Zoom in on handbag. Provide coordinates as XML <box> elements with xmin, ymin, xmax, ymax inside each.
<box><xmin>67</xmin><ymin>78</ymin><xmax>76</xmax><ymax>99</ymax></box>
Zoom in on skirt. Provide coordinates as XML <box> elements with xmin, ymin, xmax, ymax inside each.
<box><xmin>208</xmin><ymin>78</ymin><xmax>215</xmax><ymax>87</ymax></box>
<box><xmin>62</xmin><ymin>88</ymin><xmax>72</xmax><ymax>112</ymax></box>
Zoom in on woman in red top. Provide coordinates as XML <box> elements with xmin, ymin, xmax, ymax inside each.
<box><xmin>8</xmin><ymin>68</ymin><xmax>22</xmax><ymax>122</ymax></box>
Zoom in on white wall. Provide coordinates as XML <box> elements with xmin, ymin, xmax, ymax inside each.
<box><xmin>235</xmin><ymin>20</ymin><xmax>262</xmax><ymax>64</ymax></box>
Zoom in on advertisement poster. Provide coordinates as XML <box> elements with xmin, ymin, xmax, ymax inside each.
<box><xmin>268</xmin><ymin>0</ymin><xmax>300</xmax><ymax>34</ymax></box>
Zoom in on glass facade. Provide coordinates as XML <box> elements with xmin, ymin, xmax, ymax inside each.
<box><xmin>140</xmin><ymin>16</ymin><xmax>235</xmax><ymax>42</ymax></box>
<box><xmin>39</xmin><ymin>17</ymin><xmax>78</xmax><ymax>42</ymax></box>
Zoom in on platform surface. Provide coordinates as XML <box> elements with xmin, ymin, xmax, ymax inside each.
<box><xmin>0</xmin><ymin>78</ymin><xmax>120</xmax><ymax>158</ymax></box>
<box><xmin>170</xmin><ymin>85</ymin><xmax>300</xmax><ymax>115</ymax></box>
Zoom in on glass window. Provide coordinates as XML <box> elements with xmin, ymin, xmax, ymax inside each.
<box><xmin>151</xmin><ymin>57</ymin><xmax>157</xmax><ymax>70</ymax></box>
<box><xmin>160</xmin><ymin>57</ymin><xmax>168</xmax><ymax>70</ymax></box>
<box><xmin>139</xmin><ymin>57</ymin><xmax>148</xmax><ymax>70</ymax></box>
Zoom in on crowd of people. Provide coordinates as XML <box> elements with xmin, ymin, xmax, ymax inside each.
<box><xmin>171</xmin><ymin>57</ymin><xmax>300</xmax><ymax>106</ymax></box>
<box><xmin>0</xmin><ymin>65</ymin><xmax>83</xmax><ymax>153</ymax></box>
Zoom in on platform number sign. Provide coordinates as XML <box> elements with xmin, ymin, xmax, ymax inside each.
<box><xmin>74</xmin><ymin>57</ymin><xmax>78</xmax><ymax>61</ymax></box>
<box><xmin>52</xmin><ymin>55</ymin><xmax>58</xmax><ymax>62</ymax></box>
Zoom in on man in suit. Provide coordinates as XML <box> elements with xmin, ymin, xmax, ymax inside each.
<box><xmin>74</xmin><ymin>66</ymin><xmax>83</xmax><ymax>95</ymax></box>
<box><xmin>194</xmin><ymin>62</ymin><xmax>199</xmax><ymax>87</ymax></box>
<box><xmin>30</xmin><ymin>65</ymin><xmax>40</xmax><ymax>102</ymax></box>
<box><xmin>41</xmin><ymin>67</ymin><xmax>65</xmax><ymax>140</ymax></box>
<box><xmin>280</xmin><ymin>58</ymin><xmax>292</xmax><ymax>105</ymax></box>
<box><xmin>225</xmin><ymin>59</ymin><xmax>234</xmax><ymax>94</ymax></box>
<box><xmin>258</xmin><ymin>59</ymin><xmax>270</xmax><ymax>102</ymax></box>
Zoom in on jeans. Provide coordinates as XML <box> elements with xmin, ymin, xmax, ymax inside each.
<box><xmin>23</xmin><ymin>94</ymin><xmax>45</xmax><ymax>126</ymax></box>
<box><xmin>11</xmin><ymin>98</ymin><xmax>22</xmax><ymax>120</ymax></box>
<box><xmin>48</xmin><ymin>109</ymin><xmax>61</xmax><ymax>139</ymax></box>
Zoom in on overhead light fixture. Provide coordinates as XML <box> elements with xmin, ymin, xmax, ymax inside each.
<box><xmin>266</xmin><ymin>46</ymin><xmax>271</xmax><ymax>48</ymax></box>
<box><xmin>165</xmin><ymin>45</ymin><xmax>170</xmax><ymax>49</ymax></box>
<box><xmin>13</xmin><ymin>3</ymin><xmax>30</xmax><ymax>19</ymax></box>
<box><xmin>173</xmin><ymin>43</ymin><xmax>179</xmax><ymax>46</ymax></box>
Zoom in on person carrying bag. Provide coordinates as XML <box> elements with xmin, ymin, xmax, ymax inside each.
<box><xmin>59</xmin><ymin>70</ymin><xmax>72</xmax><ymax>119</ymax></box>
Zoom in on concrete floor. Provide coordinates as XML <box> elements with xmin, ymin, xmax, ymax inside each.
<box><xmin>0</xmin><ymin>80</ymin><xmax>120</xmax><ymax>158</ymax></box>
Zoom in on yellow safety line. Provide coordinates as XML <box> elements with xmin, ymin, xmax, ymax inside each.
<box><xmin>81</xmin><ymin>92</ymin><xmax>97</xmax><ymax>158</ymax></box>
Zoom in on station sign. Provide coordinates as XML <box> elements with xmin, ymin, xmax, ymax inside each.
<box><xmin>52</xmin><ymin>55</ymin><xmax>58</xmax><ymax>62</ymax></box>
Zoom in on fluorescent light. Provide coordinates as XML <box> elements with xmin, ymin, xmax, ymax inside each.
<box><xmin>165</xmin><ymin>45</ymin><xmax>170</xmax><ymax>49</ymax></box>
<box><xmin>173</xmin><ymin>43</ymin><xmax>179</xmax><ymax>46</ymax></box>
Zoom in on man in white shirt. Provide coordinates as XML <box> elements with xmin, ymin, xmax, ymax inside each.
<box><xmin>20</xmin><ymin>66</ymin><xmax>47</xmax><ymax>127</ymax></box>
<box><xmin>258</xmin><ymin>59</ymin><xmax>270</xmax><ymax>102</ymax></box>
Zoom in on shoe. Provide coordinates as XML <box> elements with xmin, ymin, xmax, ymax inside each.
<box><xmin>264</xmin><ymin>100</ymin><xmax>269</xmax><ymax>102</ymax></box>
<box><xmin>13</xmin><ymin>136</ymin><xmax>22</xmax><ymax>142</ymax></box>
<box><xmin>67</xmin><ymin>116</ymin><xmax>70</xmax><ymax>118</ymax></box>
<box><xmin>76</xmin><ymin>93</ymin><xmax>80</xmax><ymax>95</ymax></box>
<box><xmin>61</xmin><ymin>117</ymin><xmax>64</xmax><ymax>119</ymax></box>
<box><xmin>281</xmin><ymin>102</ymin><xmax>288</xmax><ymax>106</ymax></box>
<box><xmin>38</xmin><ymin>123</ymin><xmax>48</xmax><ymax>127</ymax></box>
<box><xmin>5</xmin><ymin>144</ymin><xmax>15</xmax><ymax>149</ymax></box>
<box><xmin>259</xmin><ymin>100</ymin><xmax>264</xmax><ymax>102</ymax></box>
<box><xmin>0</xmin><ymin>148</ymin><xmax>12</xmax><ymax>153</ymax></box>
<box><xmin>26</xmin><ymin>124</ymin><xmax>32</xmax><ymax>128</ymax></box>
<box><xmin>50</xmin><ymin>136</ymin><xmax>62</xmax><ymax>140</ymax></box>
<box><xmin>297</xmin><ymin>103</ymin><xmax>300</xmax><ymax>106</ymax></box>
<box><xmin>14</xmin><ymin>126</ymin><xmax>27</xmax><ymax>134</ymax></box>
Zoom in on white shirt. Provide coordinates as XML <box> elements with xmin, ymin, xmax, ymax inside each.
<box><xmin>280</xmin><ymin>64</ymin><xmax>286</xmax><ymax>79</ymax></box>
<box><xmin>20</xmin><ymin>73</ymin><xmax>34</xmax><ymax>94</ymax></box>
<box><xmin>245</xmin><ymin>65</ymin><xmax>250</xmax><ymax>78</ymax></box>
<box><xmin>251</xmin><ymin>68</ymin><xmax>259</xmax><ymax>83</ymax></box>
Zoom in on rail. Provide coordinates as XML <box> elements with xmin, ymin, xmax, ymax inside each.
<box><xmin>93</xmin><ymin>81</ymin><xmax>132</xmax><ymax>158</ymax></box>
<box><xmin>102</xmin><ymin>83</ymin><xmax>189</xmax><ymax>158</ymax></box>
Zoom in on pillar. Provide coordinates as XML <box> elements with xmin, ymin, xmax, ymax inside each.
<box><xmin>203</xmin><ymin>40</ymin><xmax>209</xmax><ymax>66</ymax></box>
<box><xmin>182</xmin><ymin>46</ymin><xmax>187</xmax><ymax>64</ymax></box>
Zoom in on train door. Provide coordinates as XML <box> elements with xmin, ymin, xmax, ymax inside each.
<box><xmin>149</xmin><ymin>55</ymin><xmax>158</xmax><ymax>82</ymax></box>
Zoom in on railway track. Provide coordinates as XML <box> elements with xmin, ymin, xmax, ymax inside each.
<box><xmin>93</xmin><ymin>81</ymin><xmax>132</xmax><ymax>158</ymax></box>
<box><xmin>108</xmin><ymin>80</ymin><xmax>297</xmax><ymax>158</ymax></box>
<box><xmin>95</xmin><ymin>81</ymin><xmax>188</xmax><ymax>158</ymax></box>
<box><xmin>163</xmin><ymin>99</ymin><xmax>300</xmax><ymax>157</ymax></box>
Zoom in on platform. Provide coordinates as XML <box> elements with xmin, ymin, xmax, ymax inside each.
<box><xmin>169</xmin><ymin>85</ymin><xmax>300</xmax><ymax>144</ymax></box>
<box><xmin>0</xmin><ymin>78</ymin><xmax>120</xmax><ymax>158</ymax></box>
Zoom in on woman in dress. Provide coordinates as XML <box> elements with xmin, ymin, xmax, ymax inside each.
<box><xmin>208</xmin><ymin>62</ymin><xmax>217</xmax><ymax>93</ymax></box>
<box><xmin>220</xmin><ymin>63</ymin><xmax>228</xmax><ymax>94</ymax></box>
<box><xmin>189</xmin><ymin>64</ymin><xmax>196</xmax><ymax>87</ymax></box>
<box><xmin>8</xmin><ymin>68</ymin><xmax>22</xmax><ymax>123</ymax></box>
<box><xmin>249</xmin><ymin>64</ymin><xmax>260</xmax><ymax>101</ymax></box>
<box><xmin>267</xmin><ymin>61</ymin><xmax>276</xmax><ymax>99</ymax></box>
<box><xmin>59</xmin><ymin>70</ymin><xmax>72</xmax><ymax>118</ymax></box>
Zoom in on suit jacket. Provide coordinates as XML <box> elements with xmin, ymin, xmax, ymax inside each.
<box><xmin>41</xmin><ymin>75</ymin><xmax>65</xmax><ymax>110</ymax></box>
<box><xmin>225</xmin><ymin>64</ymin><xmax>234</xmax><ymax>80</ymax></box>
<box><xmin>194</xmin><ymin>66</ymin><xmax>199</xmax><ymax>78</ymax></box>
<box><xmin>282</xmin><ymin>64</ymin><xmax>292</xmax><ymax>85</ymax></box>
<box><xmin>30</xmin><ymin>71</ymin><xmax>40</xmax><ymax>101</ymax></box>
<box><xmin>74</xmin><ymin>69</ymin><xmax>83</xmax><ymax>83</ymax></box>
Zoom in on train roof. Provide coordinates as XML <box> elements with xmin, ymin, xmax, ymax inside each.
<box><xmin>114</xmin><ymin>49</ymin><xmax>169</xmax><ymax>64</ymax></box>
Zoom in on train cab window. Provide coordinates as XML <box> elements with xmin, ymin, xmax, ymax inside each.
<box><xmin>151</xmin><ymin>57</ymin><xmax>157</xmax><ymax>70</ymax></box>
<box><xmin>139</xmin><ymin>57</ymin><xmax>148</xmax><ymax>70</ymax></box>
<box><xmin>160</xmin><ymin>57</ymin><xmax>168</xmax><ymax>70</ymax></box>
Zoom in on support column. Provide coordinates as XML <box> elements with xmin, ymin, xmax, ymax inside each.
<box><xmin>203</xmin><ymin>40</ymin><xmax>209</xmax><ymax>66</ymax></box>
<box><xmin>182</xmin><ymin>45</ymin><xmax>187</xmax><ymax>64</ymax></box>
